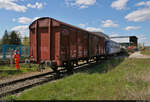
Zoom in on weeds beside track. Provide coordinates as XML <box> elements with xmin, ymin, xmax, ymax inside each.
<box><xmin>1</xmin><ymin>55</ymin><xmax>127</xmax><ymax>99</ymax></box>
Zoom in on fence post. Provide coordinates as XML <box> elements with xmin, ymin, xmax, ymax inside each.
<box><xmin>10</xmin><ymin>49</ymin><xmax>14</xmax><ymax>67</ymax></box>
<box><xmin>19</xmin><ymin>45</ymin><xmax>22</xmax><ymax>57</ymax></box>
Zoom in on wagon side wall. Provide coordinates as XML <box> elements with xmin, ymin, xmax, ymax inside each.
<box><xmin>30</xmin><ymin>17</ymin><xmax>107</xmax><ymax>66</ymax></box>
<box><xmin>59</xmin><ymin>23</ymin><xmax>106</xmax><ymax>64</ymax></box>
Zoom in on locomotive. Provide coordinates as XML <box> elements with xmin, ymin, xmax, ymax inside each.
<box><xmin>29</xmin><ymin>17</ymin><xmax>121</xmax><ymax>72</ymax></box>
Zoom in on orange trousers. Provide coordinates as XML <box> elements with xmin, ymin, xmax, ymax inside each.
<box><xmin>15</xmin><ymin>60</ymin><xmax>20</xmax><ymax>70</ymax></box>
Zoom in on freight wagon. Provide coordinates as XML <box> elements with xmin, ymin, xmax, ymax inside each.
<box><xmin>29</xmin><ymin>17</ymin><xmax>107</xmax><ymax>72</ymax></box>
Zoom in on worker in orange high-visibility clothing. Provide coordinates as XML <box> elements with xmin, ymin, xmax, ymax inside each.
<box><xmin>14</xmin><ymin>50</ymin><xmax>20</xmax><ymax>70</ymax></box>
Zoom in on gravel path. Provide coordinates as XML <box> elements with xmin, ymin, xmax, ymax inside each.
<box><xmin>0</xmin><ymin>74</ymin><xmax>51</xmax><ymax>94</ymax></box>
<box><xmin>0</xmin><ymin>72</ymin><xmax>57</xmax><ymax>98</ymax></box>
<box><xmin>129</xmin><ymin>51</ymin><xmax>150</xmax><ymax>59</ymax></box>
<box><xmin>0</xmin><ymin>69</ymin><xmax>52</xmax><ymax>84</ymax></box>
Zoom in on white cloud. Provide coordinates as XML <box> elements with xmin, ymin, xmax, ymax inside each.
<box><xmin>11</xmin><ymin>17</ymin><xmax>40</xmax><ymax>36</ymax></box>
<box><xmin>136</xmin><ymin>34</ymin><xmax>150</xmax><ymax>46</ymax></box>
<box><xmin>0</xmin><ymin>0</ymin><xmax>27</xmax><ymax>12</ymax></box>
<box><xmin>33</xmin><ymin>17</ymin><xmax>40</xmax><ymax>21</ymax></box>
<box><xmin>136</xmin><ymin>1</ymin><xmax>150</xmax><ymax>7</ymax></box>
<box><xmin>18</xmin><ymin>17</ymin><xmax>33</xmax><ymax>24</ymax></box>
<box><xmin>79</xmin><ymin>23</ymin><xmax>87</xmax><ymax>28</ymax></box>
<box><xmin>11</xmin><ymin>25</ymin><xmax>28</xmax><ymax>31</ymax></box>
<box><xmin>65</xmin><ymin>0</ymin><xmax>96</xmax><ymax>8</ymax></box>
<box><xmin>110</xmin><ymin>33</ymin><xmax>119</xmax><ymax>37</ymax></box>
<box><xmin>86</xmin><ymin>27</ymin><xmax>103</xmax><ymax>32</ymax></box>
<box><xmin>124</xmin><ymin>26</ymin><xmax>141</xmax><ymax>31</ymax></box>
<box><xmin>137</xmin><ymin>35</ymin><xmax>147</xmax><ymax>42</ymax></box>
<box><xmin>11</xmin><ymin>25</ymin><xmax>29</xmax><ymax>37</ymax></box>
<box><xmin>111</xmin><ymin>0</ymin><xmax>129</xmax><ymax>10</ymax></box>
<box><xmin>125</xmin><ymin>8</ymin><xmax>150</xmax><ymax>22</ymax></box>
<box><xmin>136</xmin><ymin>34</ymin><xmax>149</xmax><ymax>45</ymax></box>
<box><xmin>13</xmin><ymin>17</ymin><xmax>40</xmax><ymax>24</ymax></box>
<box><xmin>102</xmin><ymin>20</ymin><xmax>119</xmax><ymax>28</ymax></box>
<box><xmin>27</xmin><ymin>2</ymin><xmax>43</xmax><ymax>9</ymax></box>
<box><xmin>12</xmin><ymin>18</ymin><xmax>16</xmax><ymax>22</ymax></box>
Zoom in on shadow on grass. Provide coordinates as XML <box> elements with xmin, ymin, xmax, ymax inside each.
<box><xmin>88</xmin><ymin>57</ymin><xmax>124</xmax><ymax>74</ymax></box>
<box><xmin>73</xmin><ymin>54</ymin><xmax>128</xmax><ymax>75</ymax></box>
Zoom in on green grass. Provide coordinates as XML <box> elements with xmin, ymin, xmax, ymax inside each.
<box><xmin>141</xmin><ymin>50</ymin><xmax>150</xmax><ymax>56</ymax></box>
<box><xmin>6</xmin><ymin>58</ymin><xmax>150</xmax><ymax>100</ymax></box>
<box><xmin>0</xmin><ymin>64</ymin><xmax>39</xmax><ymax>79</ymax></box>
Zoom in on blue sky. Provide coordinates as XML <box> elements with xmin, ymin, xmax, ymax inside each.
<box><xmin>0</xmin><ymin>0</ymin><xmax>150</xmax><ymax>45</ymax></box>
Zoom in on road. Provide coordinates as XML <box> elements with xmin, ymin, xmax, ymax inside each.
<box><xmin>129</xmin><ymin>51</ymin><xmax>150</xmax><ymax>59</ymax></box>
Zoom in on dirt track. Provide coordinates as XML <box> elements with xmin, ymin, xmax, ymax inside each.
<box><xmin>129</xmin><ymin>51</ymin><xmax>150</xmax><ymax>59</ymax></box>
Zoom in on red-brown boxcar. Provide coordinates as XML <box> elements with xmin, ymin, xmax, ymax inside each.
<box><xmin>29</xmin><ymin>17</ymin><xmax>106</xmax><ymax>70</ymax></box>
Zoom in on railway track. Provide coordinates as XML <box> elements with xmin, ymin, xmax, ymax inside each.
<box><xmin>0</xmin><ymin>58</ymin><xmax>111</xmax><ymax>99</ymax></box>
<box><xmin>0</xmin><ymin>71</ymin><xmax>57</xmax><ymax>99</ymax></box>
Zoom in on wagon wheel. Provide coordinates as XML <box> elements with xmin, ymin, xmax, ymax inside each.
<box><xmin>66</xmin><ymin>61</ymin><xmax>74</xmax><ymax>74</ymax></box>
<box><xmin>38</xmin><ymin>61</ymin><xmax>45</xmax><ymax>72</ymax></box>
<box><xmin>25</xmin><ymin>59</ymin><xmax>31</xmax><ymax>68</ymax></box>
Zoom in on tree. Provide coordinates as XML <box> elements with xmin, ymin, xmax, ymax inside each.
<box><xmin>2</xmin><ymin>30</ymin><xmax>9</xmax><ymax>45</ymax></box>
<box><xmin>9</xmin><ymin>31</ymin><xmax>21</xmax><ymax>45</ymax></box>
<box><xmin>22</xmin><ymin>36</ymin><xmax>29</xmax><ymax>46</ymax></box>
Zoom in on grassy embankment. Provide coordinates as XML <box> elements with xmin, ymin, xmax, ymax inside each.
<box><xmin>0</xmin><ymin>64</ymin><xmax>39</xmax><ymax>79</ymax></box>
<box><xmin>141</xmin><ymin>49</ymin><xmax>150</xmax><ymax>56</ymax></box>
<box><xmin>7</xmin><ymin>57</ymin><xmax>150</xmax><ymax>100</ymax></box>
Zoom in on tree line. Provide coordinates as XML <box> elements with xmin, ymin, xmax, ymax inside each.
<box><xmin>1</xmin><ymin>30</ymin><xmax>29</xmax><ymax>46</ymax></box>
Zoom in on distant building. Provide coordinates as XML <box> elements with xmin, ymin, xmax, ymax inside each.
<box><xmin>92</xmin><ymin>32</ymin><xmax>110</xmax><ymax>40</ymax></box>
<box><xmin>110</xmin><ymin>36</ymin><xmax>138</xmax><ymax>48</ymax></box>
<box><xmin>91</xmin><ymin>32</ymin><xmax>138</xmax><ymax>48</ymax></box>
<box><xmin>130</xmin><ymin>36</ymin><xmax>138</xmax><ymax>47</ymax></box>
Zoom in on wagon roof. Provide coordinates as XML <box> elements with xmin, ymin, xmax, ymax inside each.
<box><xmin>29</xmin><ymin>17</ymin><xmax>106</xmax><ymax>38</ymax></box>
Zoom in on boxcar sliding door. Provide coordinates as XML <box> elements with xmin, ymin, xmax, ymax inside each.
<box><xmin>61</xmin><ymin>27</ymin><xmax>70</xmax><ymax>61</ymax></box>
<box><xmin>69</xmin><ymin>29</ymin><xmax>77</xmax><ymax>60</ymax></box>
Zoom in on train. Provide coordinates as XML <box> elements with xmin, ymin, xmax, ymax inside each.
<box><xmin>29</xmin><ymin>17</ymin><xmax>121</xmax><ymax>72</ymax></box>
<box><xmin>106</xmin><ymin>40</ymin><xmax>121</xmax><ymax>55</ymax></box>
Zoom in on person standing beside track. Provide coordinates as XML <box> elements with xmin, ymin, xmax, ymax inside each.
<box><xmin>14</xmin><ymin>50</ymin><xmax>20</xmax><ymax>70</ymax></box>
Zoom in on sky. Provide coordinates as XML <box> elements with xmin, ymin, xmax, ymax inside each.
<box><xmin>0</xmin><ymin>0</ymin><xmax>150</xmax><ymax>46</ymax></box>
